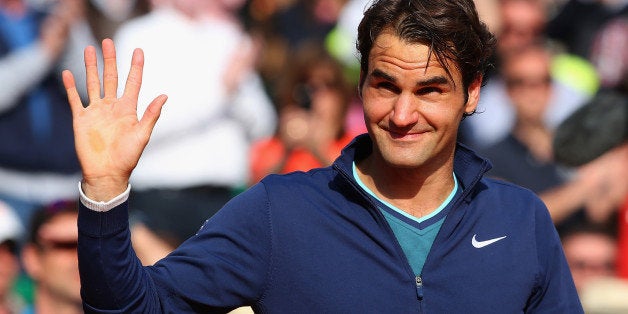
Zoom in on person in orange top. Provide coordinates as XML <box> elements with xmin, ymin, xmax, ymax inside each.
<box><xmin>249</xmin><ymin>42</ymin><xmax>357</xmax><ymax>185</ymax></box>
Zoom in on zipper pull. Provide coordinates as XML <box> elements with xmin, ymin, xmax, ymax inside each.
<box><xmin>415</xmin><ymin>275</ymin><xmax>424</xmax><ymax>300</ymax></box>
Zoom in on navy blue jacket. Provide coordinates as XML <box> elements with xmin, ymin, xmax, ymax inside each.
<box><xmin>77</xmin><ymin>134</ymin><xmax>582</xmax><ymax>313</ymax></box>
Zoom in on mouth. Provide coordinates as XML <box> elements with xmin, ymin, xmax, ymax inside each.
<box><xmin>387</xmin><ymin>128</ymin><xmax>429</xmax><ymax>140</ymax></box>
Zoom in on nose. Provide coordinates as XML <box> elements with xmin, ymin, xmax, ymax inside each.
<box><xmin>389</xmin><ymin>93</ymin><xmax>419</xmax><ymax>128</ymax></box>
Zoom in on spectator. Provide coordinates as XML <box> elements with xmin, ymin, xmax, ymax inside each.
<box><xmin>0</xmin><ymin>0</ymin><xmax>97</xmax><ymax>227</ymax></box>
<box><xmin>462</xmin><ymin>0</ymin><xmax>591</xmax><ymax>149</ymax></box>
<box><xmin>481</xmin><ymin>48</ymin><xmax>626</xmax><ymax>234</ymax></box>
<box><xmin>0</xmin><ymin>201</ymin><xmax>26</xmax><ymax>314</ymax></box>
<box><xmin>480</xmin><ymin>43</ymin><xmax>569</xmax><ymax>194</ymax></box>
<box><xmin>20</xmin><ymin>201</ymin><xmax>81</xmax><ymax>314</ymax></box>
<box><xmin>561</xmin><ymin>223</ymin><xmax>617</xmax><ymax>293</ymax></box>
<box><xmin>113</xmin><ymin>0</ymin><xmax>277</xmax><ymax>247</ymax></box>
<box><xmin>494</xmin><ymin>0</ymin><xmax>547</xmax><ymax>57</ymax></box>
<box><xmin>249</xmin><ymin>42</ymin><xmax>355</xmax><ymax>184</ymax></box>
<box><xmin>243</xmin><ymin>0</ymin><xmax>350</xmax><ymax>114</ymax></box>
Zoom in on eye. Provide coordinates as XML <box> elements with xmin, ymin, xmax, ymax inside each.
<box><xmin>376</xmin><ymin>82</ymin><xmax>399</xmax><ymax>93</ymax></box>
<box><xmin>416</xmin><ymin>86</ymin><xmax>442</xmax><ymax>95</ymax></box>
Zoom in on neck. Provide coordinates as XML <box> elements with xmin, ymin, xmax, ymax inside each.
<box><xmin>33</xmin><ymin>289</ymin><xmax>82</xmax><ymax>314</ymax></box>
<box><xmin>356</xmin><ymin>152</ymin><xmax>456</xmax><ymax>218</ymax></box>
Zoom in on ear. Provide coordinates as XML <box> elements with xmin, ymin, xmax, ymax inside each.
<box><xmin>464</xmin><ymin>76</ymin><xmax>482</xmax><ymax>114</ymax></box>
<box><xmin>21</xmin><ymin>244</ymin><xmax>43</xmax><ymax>281</ymax></box>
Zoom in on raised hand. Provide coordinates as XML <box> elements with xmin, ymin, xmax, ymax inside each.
<box><xmin>63</xmin><ymin>39</ymin><xmax>167</xmax><ymax>201</ymax></box>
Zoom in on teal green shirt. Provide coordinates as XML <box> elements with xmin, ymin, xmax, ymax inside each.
<box><xmin>353</xmin><ymin>163</ymin><xmax>459</xmax><ymax>275</ymax></box>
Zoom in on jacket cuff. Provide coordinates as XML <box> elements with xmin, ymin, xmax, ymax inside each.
<box><xmin>78</xmin><ymin>181</ymin><xmax>130</xmax><ymax>212</ymax></box>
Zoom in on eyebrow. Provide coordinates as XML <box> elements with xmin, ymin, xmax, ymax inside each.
<box><xmin>371</xmin><ymin>69</ymin><xmax>396</xmax><ymax>82</ymax></box>
<box><xmin>370</xmin><ymin>68</ymin><xmax>451</xmax><ymax>87</ymax></box>
<box><xmin>416</xmin><ymin>76</ymin><xmax>450</xmax><ymax>86</ymax></box>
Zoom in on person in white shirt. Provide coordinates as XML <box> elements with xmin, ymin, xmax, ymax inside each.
<box><xmin>113</xmin><ymin>0</ymin><xmax>277</xmax><ymax>246</ymax></box>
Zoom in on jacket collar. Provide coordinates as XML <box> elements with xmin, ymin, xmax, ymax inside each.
<box><xmin>333</xmin><ymin>133</ymin><xmax>492</xmax><ymax>193</ymax></box>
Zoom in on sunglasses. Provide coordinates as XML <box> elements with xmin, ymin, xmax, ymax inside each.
<box><xmin>38</xmin><ymin>239</ymin><xmax>78</xmax><ymax>252</ymax></box>
<box><xmin>505</xmin><ymin>75</ymin><xmax>551</xmax><ymax>89</ymax></box>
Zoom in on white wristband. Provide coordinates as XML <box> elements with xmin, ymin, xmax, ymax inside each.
<box><xmin>78</xmin><ymin>181</ymin><xmax>130</xmax><ymax>212</ymax></box>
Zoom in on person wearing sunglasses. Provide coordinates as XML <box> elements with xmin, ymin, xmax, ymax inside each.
<box><xmin>21</xmin><ymin>201</ymin><xmax>81</xmax><ymax>314</ymax></box>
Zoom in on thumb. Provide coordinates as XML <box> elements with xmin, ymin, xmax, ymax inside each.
<box><xmin>139</xmin><ymin>94</ymin><xmax>167</xmax><ymax>139</ymax></box>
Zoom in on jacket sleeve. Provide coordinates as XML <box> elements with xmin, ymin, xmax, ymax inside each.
<box><xmin>77</xmin><ymin>183</ymin><xmax>273</xmax><ymax>313</ymax></box>
<box><xmin>525</xmin><ymin>199</ymin><xmax>583</xmax><ymax>313</ymax></box>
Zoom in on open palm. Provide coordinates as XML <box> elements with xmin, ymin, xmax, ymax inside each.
<box><xmin>63</xmin><ymin>39</ymin><xmax>167</xmax><ymax>201</ymax></box>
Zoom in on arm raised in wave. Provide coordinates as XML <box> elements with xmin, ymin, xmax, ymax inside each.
<box><xmin>63</xmin><ymin>38</ymin><xmax>167</xmax><ymax>202</ymax></box>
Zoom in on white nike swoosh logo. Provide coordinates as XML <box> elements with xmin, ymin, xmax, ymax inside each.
<box><xmin>471</xmin><ymin>234</ymin><xmax>507</xmax><ymax>248</ymax></box>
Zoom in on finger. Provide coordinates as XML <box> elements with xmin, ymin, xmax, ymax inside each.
<box><xmin>62</xmin><ymin>70</ymin><xmax>83</xmax><ymax>116</ymax></box>
<box><xmin>84</xmin><ymin>45</ymin><xmax>101</xmax><ymax>101</ymax></box>
<box><xmin>139</xmin><ymin>94</ymin><xmax>167</xmax><ymax>138</ymax></box>
<box><xmin>122</xmin><ymin>48</ymin><xmax>144</xmax><ymax>105</ymax></box>
<box><xmin>102</xmin><ymin>38</ymin><xmax>118</xmax><ymax>98</ymax></box>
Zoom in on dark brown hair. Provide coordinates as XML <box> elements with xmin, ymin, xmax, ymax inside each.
<box><xmin>27</xmin><ymin>200</ymin><xmax>78</xmax><ymax>246</ymax></box>
<box><xmin>357</xmin><ymin>0</ymin><xmax>496</xmax><ymax>106</ymax></box>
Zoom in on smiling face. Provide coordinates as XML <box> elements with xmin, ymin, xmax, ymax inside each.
<box><xmin>360</xmin><ymin>30</ymin><xmax>480</xmax><ymax>173</ymax></box>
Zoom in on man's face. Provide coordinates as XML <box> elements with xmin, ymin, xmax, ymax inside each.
<box><xmin>563</xmin><ymin>232</ymin><xmax>617</xmax><ymax>292</ymax></box>
<box><xmin>27</xmin><ymin>212</ymin><xmax>81</xmax><ymax>305</ymax></box>
<box><xmin>360</xmin><ymin>30</ymin><xmax>479</xmax><ymax>170</ymax></box>
<box><xmin>498</xmin><ymin>0</ymin><xmax>545</xmax><ymax>54</ymax></box>
<box><xmin>503</xmin><ymin>48</ymin><xmax>552</xmax><ymax>124</ymax></box>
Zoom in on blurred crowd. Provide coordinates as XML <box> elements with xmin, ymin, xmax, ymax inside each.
<box><xmin>0</xmin><ymin>0</ymin><xmax>625</xmax><ymax>313</ymax></box>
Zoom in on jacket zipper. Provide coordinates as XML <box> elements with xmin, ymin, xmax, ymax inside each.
<box><xmin>335</xmin><ymin>164</ymin><xmax>426</xmax><ymax>308</ymax></box>
<box><xmin>332</xmin><ymin>141</ymin><xmax>492</xmax><ymax>313</ymax></box>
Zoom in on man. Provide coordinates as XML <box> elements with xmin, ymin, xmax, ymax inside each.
<box><xmin>461</xmin><ymin>0</ymin><xmax>590</xmax><ymax>149</ymax></box>
<box><xmin>481</xmin><ymin>43</ymin><xmax>563</xmax><ymax>193</ymax></box>
<box><xmin>63</xmin><ymin>0</ymin><xmax>582</xmax><ymax>312</ymax></box>
<box><xmin>0</xmin><ymin>0</ymin><xmax>96</xmax><ymax>228</ymax></box>
<box><xmin>113</xmin><ymin>0</ymin><xmax>276</xmax><ymax>247</ymax></box>
<box><xmin>480</xmin><ymin>42</ymin><xmax>579</xmax><ymax>219</ymax></box>
<box><xmin>20</xmin><ymin>201</ymin><xmax>82</xmax><ymax>314</ymax></box>
<box><xmin>561</xmin><ymin>223</ymin><xmax>618</xmax><ymax>293</ymax></box>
